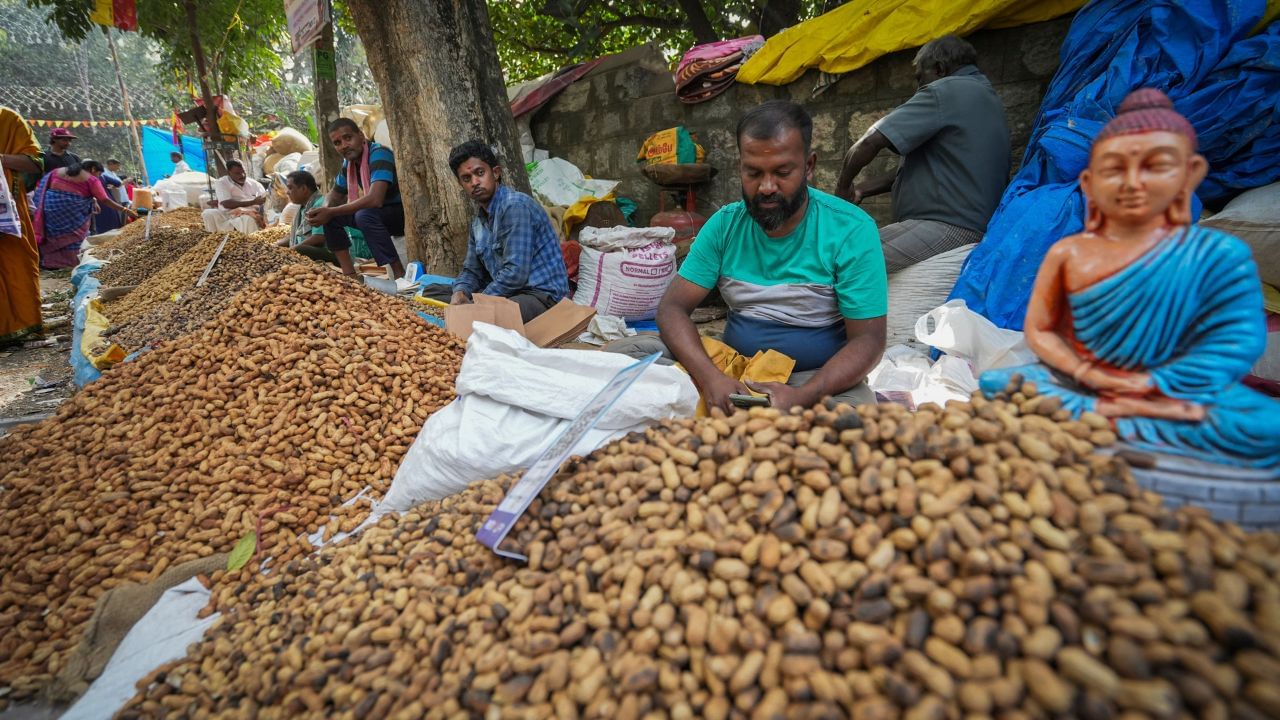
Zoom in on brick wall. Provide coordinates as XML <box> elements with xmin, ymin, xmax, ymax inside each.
<box><xmin>528</xmin><ymin>16</ymin><xmax>1073</xmax><ymax>226</ymax></box>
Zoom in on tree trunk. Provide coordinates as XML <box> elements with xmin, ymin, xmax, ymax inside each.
<box><xmin>103</xmin><ymin>28</ymin><xmax>148</xmax><ymax>184</ymax></box>
<box><xmin>312</xmin><ymin>17</ymin><xmax>342</xmax><ymax>186</ymax></box>
<box><xmin>759</xmin><ymin>0</ymin><xmax>802</xmax><ymax>38</ymax></box>
<box><xmin>675</xmin><ymin>0</ymin><xmax>719</xmax><ymax>43</ymax></box>
<box><xmin>184</xmin><ymin>0</ymin><xmax>224</xmax><ymax>176</ymax></box>
<box><xmin>344</xmin><ymin>0</ymin><xmax>528</xmax><ymax>274</ymax></box>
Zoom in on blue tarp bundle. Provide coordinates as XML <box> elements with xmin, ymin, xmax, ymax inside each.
<box><xmin>141</xmin><ymin>125</ymin><xmax>208</xmax><ymax>183</ymax></box>
<box><xmin>950</xmin><ymin>0</ymin><xmax>1280</xmax><ymax>330</ymax></box>
<box><xmin>69</xmin><ymin>260</ymin><xmax>104</xmax><ymax>387</ymax></box>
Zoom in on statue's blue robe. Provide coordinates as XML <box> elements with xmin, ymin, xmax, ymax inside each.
<box><xmin>982</xmin><ymin>226</ymin><xmax>1280</xmax><ymax>468</ymax></box>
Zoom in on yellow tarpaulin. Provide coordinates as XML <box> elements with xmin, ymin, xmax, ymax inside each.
<box><xmin>737</xmin><ymin>0</ymin><xmax>1086</xmax><ymax>86</ymax></box>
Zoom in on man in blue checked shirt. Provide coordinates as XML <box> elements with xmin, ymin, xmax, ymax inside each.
<box><xmin>306</xmin><ymin>118</ymin><xmax>406</xmax><ymax>278</ymax></box>
<box><xmin>448</xmin><ymin>140</ymin><xmax>570</xmax><ymax>322</ymax></box>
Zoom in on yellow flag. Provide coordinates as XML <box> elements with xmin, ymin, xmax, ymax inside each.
<box><xmin>89</xmin><ymin>0</ymin><xmax>113</xmax><ymax>26</ymax></box>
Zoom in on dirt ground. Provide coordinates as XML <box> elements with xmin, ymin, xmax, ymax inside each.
<box><xmin>0</xmin><ymin>271</ymin><xmax>76</xmax><ymax>436</ymax></box>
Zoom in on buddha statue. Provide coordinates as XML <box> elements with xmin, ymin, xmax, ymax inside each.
<box><xmin>980</xmin><ymin>88</ymin><xmax>1280</xmax><ymax>469</ymax></box>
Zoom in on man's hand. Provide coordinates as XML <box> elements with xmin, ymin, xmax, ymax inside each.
<box><xmin>746</xmin><ymin>380</ymin><xmax>814</xmax><ymax>412</ymax></box>
<box><xmin>849</xmin><ymin>185</ymin><xmax>864</xmax><ymax>205</ymax></box>
<box><xmin>206</xmin><ymin>198</ymin><xmax>219</xmax><ymax>208</ymax></box>
<box><xmin>696</xmin><ymin>372</ymin><xmax>752</xmax><ymax>416</ymax></box>
<box><xmin>254</xmin><ymin>195</ymin><xmax>267</xmax><ymax>206</ymax></box>
<box><xmin>276</xmin><ymin>236</ymin><xmax>290</xmax><ymax>248</ymax></box>
<box><xmin>305</xmin><ymin>206</ymin><xmax>334</xmax><ymax>226</ymax></box>
<box><xmin>450</xmin><ymin>290</ymin><xmax>472</xmax><ymax>305</ymax></box>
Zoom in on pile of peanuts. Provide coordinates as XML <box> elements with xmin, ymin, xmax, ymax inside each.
<box><xmin>92</xmin><ymin>208</ymin><xmax>204</xmax><ymax>251</ymax></box>
<box><xmin>0</xmin><ymin>264</ymin><xmax>463</xmax><ymax>702</ymax></box>
<box><xmin>119</xmin><ymin>385</ymin><xmax>1280</xmax><ymax>719</ymax></box>
<box><xmin>104</xmin><ymin>235</ymin><xmax>306</xmax><ymax>351</ymax></box>
<box><xmin>248</xmin><ymin>225</ymin><xmax>292</xmax><ymax>245</ymax></box>
<box><xmin>96</xmin><ymin>226</ymin><xmax>208</xmax><ymax>287</ymax></box>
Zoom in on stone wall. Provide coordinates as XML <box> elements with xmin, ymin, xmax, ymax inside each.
<box><xmin>529</xmin><ymin>16</ymin><xmax>1073</xmax><ymax>226</ymax></box>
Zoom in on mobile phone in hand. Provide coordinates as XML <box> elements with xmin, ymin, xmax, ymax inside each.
<box><xmin>729</xmin><ymin>393</ymin><xmax>770</xmax><ymax>408</ymax></box>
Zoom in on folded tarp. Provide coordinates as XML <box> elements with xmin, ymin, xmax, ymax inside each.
<box><xmin>950</xmin><ymin>0</ymin><xmax>1280</xmax><ymax>331</ymax></box>
<box><xmin>736</xmin><ymin>0</ymin><xmax>1084</xmax><ymax>86</ymax></box>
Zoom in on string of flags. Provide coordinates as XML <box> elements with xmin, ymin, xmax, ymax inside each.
<box><xmin>26</xmin><ymin>118</ymin><xmax>171</xmax><ymax>128</ymax></box>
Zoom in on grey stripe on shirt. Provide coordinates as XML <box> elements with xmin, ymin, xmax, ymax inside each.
<box><xmin>717</xmin><ymin>277</ymin><xmax>843</xmax><ymax>327</ymax></box>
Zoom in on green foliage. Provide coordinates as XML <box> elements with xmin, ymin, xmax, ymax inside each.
<box><xmin>26</xmin><ymin>0</ymin><xmax>289</xmax><ymax>94</ymax></box>
<box><xmin>488</xmin><ymin>0</ymin><xmax>831</xmax><ymax>83</ymax></box>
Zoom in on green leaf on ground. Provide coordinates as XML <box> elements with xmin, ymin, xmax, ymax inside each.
<box><xmin>227</xmin><ymin>530</ymin><xmax>257</xmax><ymax>571</ymax></box>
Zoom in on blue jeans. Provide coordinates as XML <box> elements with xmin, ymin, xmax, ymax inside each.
<box><xmin>323</xmin><ymin>204</ymin><xmax>404</xmax><ymax>266</ymax></box>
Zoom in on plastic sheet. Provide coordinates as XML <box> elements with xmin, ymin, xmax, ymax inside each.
<box><xmin>69</xmin><ymin>260</ymin><xmax>105</xmax><ymax>387</ymax></box>
<box><xmin>737</xmin><ymin>0</ymin><xmax>1084</xmax><ymax>85</ymax></box>
<box><xmin>950</xmin><ymin>0</ymin><xmax>1280</xmax><ymax>330</ymax></box>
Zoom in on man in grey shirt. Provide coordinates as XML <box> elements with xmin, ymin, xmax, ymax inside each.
<box><xmin>835</xmin><ymin>35</ymin><xmax>1010</xmax><ymax>272</ymax></box>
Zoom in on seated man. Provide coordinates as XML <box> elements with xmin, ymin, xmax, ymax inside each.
<box><xmin>305</xmin><ymin>118</ymin><xmax>405</xmax><ymax>278</ymax></box>
<box><xmin>170</xmin><ymin>151</ymin><xmax>191</xmax><ymax>176</ymax></box>
<box><xmin>276</xmin><ymin>169</ymin><xmax>336</xmax><ymax>265</ymax></box>
<box><xmin>202</xmin><ymin>159</ymin><xmax>265</xmax><ymax>235</ymax></box>
<box><xmin>447</xmin><ymin>140</ymin><xmax>569</xmax><ymax>322</ymax></box>
<box><xmin>835</xmin><ymin>35</ymin><xmax>1010</xmax><ymax>272</ymax></box>
<box><xmin>608</xmin><ymin>100</ymin><xmax>887</xmax><ymax>414</ymax></box>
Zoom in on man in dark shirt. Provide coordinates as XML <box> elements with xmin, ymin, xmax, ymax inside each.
<box><xmin>835</xmin><ymin>35</ymin><xmax>1010</xmax><ymax>273</ymax></box>
<box><xmin>43</xmin><ymin>127</ymin><xmax>80</xmax><ymax>176</ymax></box>
<box><xmin>305</xmin><ymin>118</ymin><xmax>405</xmax><ymax>278</ymax></box>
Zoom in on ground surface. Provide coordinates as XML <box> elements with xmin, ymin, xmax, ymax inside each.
<box><xmin>0</xmin><ymin>271</ymin><xmax>76</xmax><ymax>437</ymax></box>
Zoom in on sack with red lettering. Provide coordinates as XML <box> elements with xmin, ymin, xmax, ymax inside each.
<box><xmin>573</xmin><ymin>226</ymin><xmax>677</xmax><ymax>320</ymax></box>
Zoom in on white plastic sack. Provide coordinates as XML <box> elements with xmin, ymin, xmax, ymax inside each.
<box><xmin>886</xmin><ymin>243</ymin><xmax>975</xmax><ymax>348</ymax></box>
<box><xmin>379</xmin><ymin>324</ymin><xmax>698</xmax><ymax>511</ymax></box>
<box><xmin>62</xmin><ymin>578</ymin><xmax>217</xmax><ymax>720</ymax></box>
<box><xmin>915</xmin><ymin>299</ymin><xmax>1037</xmax><ymax>374</ymax></box>
<box><xmin>1255</xmin><ymin>324</ymin><xmax>1280</xmax><ymax>382</ymax></box>
<box><xmin>0</xmin><ymin>167</ymin><xmax>22</xmax><ymax>237</ymax></box>
<box><xmin>270</xmin><ymin>127</ymin><xmax>312</xmax><ymax>156</ymax></box>
<box><xmin>274</xmin><ymin>152</ymin><xmax>303</xmax><ymax>176</ymax></box>
<box><xmin>574</xmin><ymin>225</ymin><xmax>677</xmax><ymax>320</ymax></box>
<box><xmin>160</xmin><ymin>171</ymin><xmax>214</xmax><ymax>208</ymax></box>
<box><xmin>1199</xmin><ymin>181</ymin><xmax>1280</xmax><ymax>287</ymax></box>
<box><xmin>528</xmin><ymin>157</ymin><xmax>619</xmax><ymax>207</ymax></box>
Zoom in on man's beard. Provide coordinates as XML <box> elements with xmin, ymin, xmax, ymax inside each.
<box><xmin>743</xmin><ymin>184</ymin><xmax>808</xmax><ymax>232</ymax></box>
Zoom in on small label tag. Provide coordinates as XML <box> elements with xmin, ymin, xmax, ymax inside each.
<box><xmin>477</xmin><ymin>353</ymin><xmax>659</xmax><ymax>560</ymax></box>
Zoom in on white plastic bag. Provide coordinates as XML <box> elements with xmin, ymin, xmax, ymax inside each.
<box><xmin>528</xmin><ymin>157</ymin><xmax>619</xmax><ymax>207</ymax></box>
<box><xmin>915</xmin><ymin>299</ymin><xmax>1037</xmax><ymax>374</ymax></box>
<box><xmin>867</xmin><ymin>343</ymin><xmax>979</xmax><ymax>410</ymax></box>
<box><xmin>574</xmin><ymin>226</ymin><xmax>677</xmax><ymax>320</ymax></box>
<box><xmin>886</xmin><ymin>243</ymin><xmax>975</xmax><ymax>348</ymax></box>
<box><xmin>0</xmin><ymin>169</ymin><xmax>21</xmax><ymax>237</ymax></box>
<box><xmin>379</xmin><ymin>324</ymin><xmax>698</xmax><ymax>511</ymax></box>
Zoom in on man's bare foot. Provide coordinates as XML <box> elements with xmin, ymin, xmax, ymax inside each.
<box><xmin>1098</xmin><ymin>395</ymin><xmax>1206</xmax><ymax>421</ymax></box>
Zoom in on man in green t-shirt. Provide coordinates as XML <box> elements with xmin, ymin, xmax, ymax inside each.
<box><xmin>608</xmin><ymin>100</ymin><xmax>887</xmax><ymax>414</ymax></box>
<box><xmin>276</xmin><ymin>170</ymin><xmax>337</xmax><ymax>265</ymax></box>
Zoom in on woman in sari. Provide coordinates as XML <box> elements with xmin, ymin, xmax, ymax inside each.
<box><xmin>33</xmin><ymin>158</ymin><xmax>136</xmax><ymax>269</ymax></box>
<box><xmin>0</xmin><ymin>106</ymin><xmax>43</xmax><ymax>345</ymax></box>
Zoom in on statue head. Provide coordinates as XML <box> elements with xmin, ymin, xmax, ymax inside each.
<box><xmin>1080</xmin><ymin>89</ymin><xmax>1207</xmax><ymax>232</ymax></box>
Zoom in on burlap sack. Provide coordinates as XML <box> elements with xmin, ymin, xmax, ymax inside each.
<box><xmin>47</xmin><ymin>553</ymin><xmax>227</xmax><ymax>702</ymax></box>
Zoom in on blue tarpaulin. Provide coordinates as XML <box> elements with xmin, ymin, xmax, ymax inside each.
<box><xmin>950</xmin><ymin>0</ymin><xmax>1280</xmax><ymax>330</ymax></box>
<box><xmin>141</xmin><ymin>125</ymin><xmax>207</xmax><ymax>183</ymax></box>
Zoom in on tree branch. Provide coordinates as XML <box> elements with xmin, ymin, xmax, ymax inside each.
<box><xmin>596</xmin><ymin>14</ymin><xmax>686</xmax><ymax>32</ymax></box>
<box><xmin>674</xmin><ymin>0</ymin><xmax>719</xmax><ymax>43</ymax></box>
<box><xmin>496</xmin><ymin>30</ymin><xmax>577</xmax><ymax>58</ymax></box>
